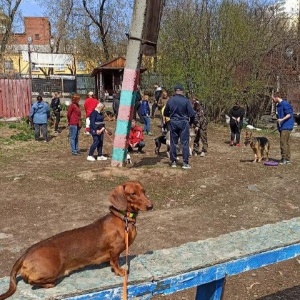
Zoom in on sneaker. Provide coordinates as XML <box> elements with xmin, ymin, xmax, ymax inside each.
<box><xmin>235</xmin><ymin>143</ymin><xmax>241</xmax><ymax>147</ymax></box>
<box><xmin>171</xmin><ymin>161</ymin><xmax>177</xmax><ymax>168</ymax></box>
<box><xmin>72</xmin><ymin>152</ymin><xmax>81</xmax><ymax>156</ymax></box>
<box><xmin>147</xmin><ymin>132</ymin><xmax>153</xmax><ymax>136</ymax></box>
<box><xmin>97</xmin><ymin>155</ymin><xmax>108</xmax><ymax>161</ymax></box>
<box><xmin>279</xmin><ymin>159</ymin><xmax>287</xmax><ymax>165</ymax></box>
<box><xmin>230</xmin><ymin>141</ymin><xmax>234</xmax><ymax>146</ymax></box>
<box><xmin>200</xmin><ymin>152</ymin><xmax>206</xmax><ymax>157</ymax></box>
<box><xmin>286</xmin><ymin>160</ymin><xmax>291</xmax><ymax>164</ymax></box>
<box><xmin>84</xmin><ymin>132</ymin><xmax>90</xmax><ymax>135</ymax></box>
<box><xmin>87</xmin><ymin>155</ymin><xmax>96</xmax><ymax>161</ymax></box>
<box><xmin>182</xmin><ymin>163</ymin><xmax>191</xmax><ymax>169</ymax></box>
<box><xmin>54</xmin><ymin>131</ymin><xmax>59</xmax><ymax>134</ymax></box>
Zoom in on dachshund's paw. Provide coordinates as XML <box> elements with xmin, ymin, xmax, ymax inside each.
<box><xmin>114</xmin><ymin>267</ymin><xmax>127</xmax><ymax>277</ymax></box>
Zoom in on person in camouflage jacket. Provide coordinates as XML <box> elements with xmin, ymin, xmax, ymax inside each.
<box><xmin>192</xmin><ymin>99</ymin><xmax>208</xmax><ymax>156</ymax></box>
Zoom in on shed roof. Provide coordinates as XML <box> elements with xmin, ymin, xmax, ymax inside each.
<box><xmin>91</xmin><ymin>56</ymin><xmax>146</xmax><ymax>77</ymax></box>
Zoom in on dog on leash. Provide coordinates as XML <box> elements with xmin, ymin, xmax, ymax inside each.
<box><xmin>0</xmin><ymin>181</ymin><xmax>153</xmax><ymax>300</ymax></box>
<box><xmin>244</xmin><ymin>131</ymin><xmax>270</xmax><ymax>163</ymax></box>
<box><xmin>154</xmin><ymin>130</ymin><xmax>192</xmax><ymax>157</ymax></box>
<box><xmin>154</xmin><ymin>131</ymin><xmax>170</xmax><ymax>156</ymax></box>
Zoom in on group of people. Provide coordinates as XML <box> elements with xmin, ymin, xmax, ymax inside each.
<box><xmin>228</xmin><ymin>92</ymin><xmax>294</xmax><ymax>165</ymax></box>
<box><xmin>29</xmin><ymin>85</ymin><xmax>294</xmax><ymax>167</ymax></box>
<box><xmin>127</xmin><ymin>83</ymin><xmax>208</xmax><ymax>170</ymax></box>
<box><xmin>29</xmin><ymin>92</ymin><xmax>62</xmax><ymax>142</ymax></box>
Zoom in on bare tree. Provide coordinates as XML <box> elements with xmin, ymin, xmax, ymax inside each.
<box><xmin>82</xmin><ymin>0</ymin><xmax>132</xmax><ymax>61</ymax></box>
<box><xmin>0</xmin><ymin>0</ymin><xmax>22</xmax><ymax>73</ymax></box>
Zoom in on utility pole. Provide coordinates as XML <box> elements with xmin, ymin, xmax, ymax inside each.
<box><xmin>111</xmin><ymin>0</ymin><xmax>148</xmax><ymax>167</ymax></box>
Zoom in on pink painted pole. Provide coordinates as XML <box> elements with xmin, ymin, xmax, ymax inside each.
<box><xmin>111</xmin><ymin>0</ymin><xmax>148</xmax><ymax>167</ymax></box>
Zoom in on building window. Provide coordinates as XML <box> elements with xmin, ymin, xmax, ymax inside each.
<box><xmin>55</xmin><ymin>65</ymin><xmax>65</xmax><ymax>71</ymax></box>
<box><xmin>4</xmin><ymin>60</ymin><xmax>13</xmax><ymax>70</ymax></box>
<box><xmin>31</xmin><ymin>63</ymin><xmax>39</xmax><ymax>71</ymax></box>
<box><xmin>77</xmin><ymin>61</ymin><xmax>85</xmax><ymax>71</ymax></box>
<box><xmin>35</xmin><ymin>34</ymin><xmax>40</xmax><ymax>40</ymax></box>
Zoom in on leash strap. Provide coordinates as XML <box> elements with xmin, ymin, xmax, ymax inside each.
<box><xmin>123</xmin><ymin>218</ymin><xmax>129</xmax><ymax>300</ymax></box>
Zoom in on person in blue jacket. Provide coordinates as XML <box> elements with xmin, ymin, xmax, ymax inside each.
<box><xmin>272</xmin><ymin>92</ymin><xmax>294</xmax><ymax>164</ymax></box>
<box><xmin>140</xmin><ymin>94</ymin><xmax>152</xmax><ymax>135</ymax></box>
<box><xmin>163</xmin><ymin>84</ymin><xmax>195</xmax><ymax>169</ymax></box>
<box><xmin>87</xmin><ymin>102</ymin><xmax>108</xmax><ymax>161</ymax></box>
<box><xmin>29</xmin><ymin>95</ymin><xmax>50</xmax><ymax>142</ymax></box>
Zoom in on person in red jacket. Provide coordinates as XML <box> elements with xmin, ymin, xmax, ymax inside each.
<box><xmin>67</xmin><ymin>94</ymin><xmax>82</xmax><ymax>155</ymax></box>
<box><xmin>127</xmin><ymin>119</ymin><xmax>145</xmax><ymax>153</ymax></box>
<box><xmin>84</xmin><ymin>91</ymin><xmax>99</xmax><ymax>135</ymax></box>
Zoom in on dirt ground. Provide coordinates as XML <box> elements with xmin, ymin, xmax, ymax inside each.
<box><xmin>1</xmin><ymin>112</ymin><xmax>300</xmax><ymax>300</ymax></box>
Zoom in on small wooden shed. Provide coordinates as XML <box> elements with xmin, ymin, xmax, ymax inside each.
<box><xmin>91</xmin><ymin>56</ymin><xmax>146</xmax><ymax>100</ymax></box>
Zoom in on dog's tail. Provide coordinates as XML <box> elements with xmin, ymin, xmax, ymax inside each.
<box><xmin>0</xmin><ymin>255</ymin><xmax>24</xmax><ymax>300</ymax></box>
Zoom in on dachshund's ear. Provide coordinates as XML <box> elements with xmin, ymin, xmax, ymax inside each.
<box><xmin>109</xmin><ymin>185</ymin><xmax>127</xmax><ymax>210</ymax></box>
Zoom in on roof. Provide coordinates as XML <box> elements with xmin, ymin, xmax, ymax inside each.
<box><xmin>91</xmin><ymin>56</ymin><xmax>146</xmax><ymax>77</ymax></box>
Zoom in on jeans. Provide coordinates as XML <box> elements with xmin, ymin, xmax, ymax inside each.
<box><xmin>280</xmin><ymin>130</ymin><xmax>291</xmax><ymax>160</ymax></box>
<box><xmin>151</xmin><ymin>102</ymin><xmax>158</xmax><ymax>117</ymax></box>
<box><xmin>142</xmin><ymin>116</ymin><xmax>151</xmax><ymax>133</ymax></box>
<box><xmin>69</xmin><ymin>125</ymin><xmax>80</xmax><ymax>153</ymax></box>
<box><xmin>53</xmin><ymin>111</ymin><xmax>60</xmax><ymax>131</ymax></box>
<box><xmin>229</xmin><ymin>121</ymin><xmax>242</xmax><ymax>144</ymax></box>
<box><xmin>34</xmin><ymin>123</ymin><xmax>48</xmax><ymax>141</ymax></box>
<box><xmin>128</xmin><ymin>141</ymin><xmax>145</xmax><ymax>152</ymax></box>
<box><xmin>169</xmin><ymin>120</ymin><xmax>190</xmax><ymax>164</ymax></box>
<box><xmin>88</xmin><ymin>134</ymin><xmax>104</xmax><ymax>156</ymax></box>
<box><xmin>193</xmin><ymin>127</ymin><xmax>208</xmax><ymax>153</ymax></box>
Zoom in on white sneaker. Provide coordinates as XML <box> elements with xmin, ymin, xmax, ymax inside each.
<box><xmin>200</xmin><ymin>152</ymin><xmax>206</xmax><ymax>157</ymax></box>
<box><xmin>87</xmin><ymin>156</ymin><xmax>96</xmax><ymax>161</ymax></box>
<box><xmin>97</xmin><ymin>155</ymin><xmax>108</xmax><ymax>161</ymax></box>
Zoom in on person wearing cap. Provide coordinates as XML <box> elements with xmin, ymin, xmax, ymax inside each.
<box><xmin>163</xmin><ymin>84</ymin><xmax>195</xmax><ymax>169</ymax></box>
<box><xmin>83</xmin><ymin>91</ymin><xmax>99</xmax><ymax>135</ymax></box>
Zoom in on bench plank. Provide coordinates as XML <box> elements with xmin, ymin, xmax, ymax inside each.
<box><xmin>1</xmin><ymin>217</ymin><xmax>300</xmax><ymax>299</ymax></box>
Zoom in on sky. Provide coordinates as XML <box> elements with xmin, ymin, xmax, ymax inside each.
<box><xmin>19</xmin><ymin>0</ymin><xmax>44</xmax><ymax>17</ymax></box>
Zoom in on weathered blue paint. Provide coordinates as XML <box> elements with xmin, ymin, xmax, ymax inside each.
<box><xmin>63</xmin><ymin>243</ymin><xmax>300</xmax><ymax>300</ymax></box>
<box><xmin>195</xmin><ymin>278</ymin><xmax>225</xmax><ymax>300</ymax></box>
<box><xmin>3</xmin><ymin>217</ymin><xmax>300</xmax><ymax>299</ymax></box>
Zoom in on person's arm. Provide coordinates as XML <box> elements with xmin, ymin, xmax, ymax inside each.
<box><xmin>277</xmin><ymin>103</ymin><xmax>293</xmax><ymax>125</ymax></box>
<box><xmin>89</xmin><ymin>111</ymin><xmax>97</xmax><ymax>134</ymax></box>
<box><xmin>29</xmin><ymin>103</ymin><xmax>35</xmax><ymax>119</ymax></box>
<box><xmin>67</xmin><ymin>104</ymin><xmax>73</xmax><ymax>123</ymax></box>
<box><xmin>163</xmin><ymin>101</ymin><xmax>170</xmax><ymax>117</ymax></box>
<box><xmin>46</xmin><ymin>103</ymin><xmax>51</xmax><ymax>119</ymax></box>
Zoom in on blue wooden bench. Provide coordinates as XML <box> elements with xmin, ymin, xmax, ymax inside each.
<box><xmin>1</xmin><ymin>217</ymin><xmax>300</xmax><ymax>299</ymax></box>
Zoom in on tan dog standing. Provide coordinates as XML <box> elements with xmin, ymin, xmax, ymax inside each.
<box><xmin>244</xmin><ymin>131</ymin><xmax>270</xmax><ymax>163</ymax></box>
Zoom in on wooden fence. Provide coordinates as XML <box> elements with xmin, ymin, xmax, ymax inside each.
<box><xmin>0</xmin><ymin>79</ymin><xmax>32</xmax><ymax>118</ymax></box>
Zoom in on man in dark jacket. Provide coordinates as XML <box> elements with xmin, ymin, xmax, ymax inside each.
<box><xmin>50</xmin><ymin>92</ymin><xmax>61</xmax><ymax>133</ymax></box>
<box><xmin>228</xmin><ymin>102</ymin><xmax>245</xmax><ymax>147</ymax></box>
<box><xmin>151</xmin><ymin>83</ymin><xmax>162</xmax><ymax>118</ymax></box>
<box><xmin>163</xmin><ymin>84</ymin><xmax>195</xmax><ymax>169</ymax></box>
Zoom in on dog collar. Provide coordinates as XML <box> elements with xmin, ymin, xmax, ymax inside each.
<box><xmin>109</xmin><ymin>206</ymin><xmax>138</xmax><ymax>222</ymax></box>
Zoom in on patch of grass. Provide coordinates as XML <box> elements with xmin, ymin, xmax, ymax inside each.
<box><xmin>4</xmin><ymin>120</ymin><xmax>35</xmax><ymax>142</ymax></box>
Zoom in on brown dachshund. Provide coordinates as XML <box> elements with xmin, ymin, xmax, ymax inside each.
<box><xmin>0</xmin><ymin>181</ymin><xmax>153</xmax><ymax>300</ymax></box>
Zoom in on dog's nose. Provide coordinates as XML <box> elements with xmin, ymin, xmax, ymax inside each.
<box><xmin>147</xmin><ymin>203</ymin><xmax>154</xmax><ymax>210</ymax></box>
